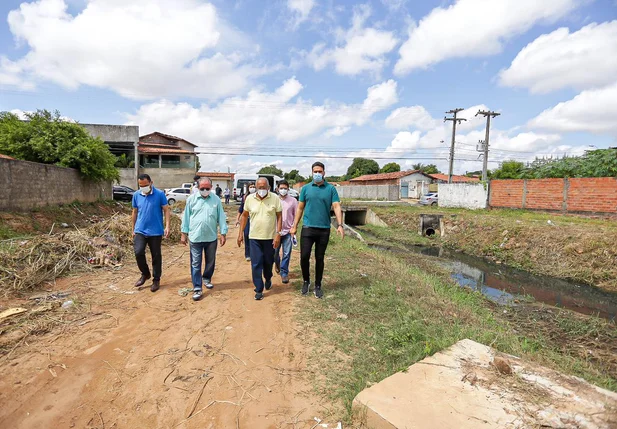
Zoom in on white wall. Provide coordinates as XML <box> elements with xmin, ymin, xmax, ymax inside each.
<box><xmin>439</xmin><ymin>183</ymin><xmax>488</xmax><ymax>209</ymax></box>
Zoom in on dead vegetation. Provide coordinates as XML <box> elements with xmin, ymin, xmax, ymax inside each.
<box><xmin>0</xmin><ymin>212</ymin><xmax>181</xmax><ymax>296</ymax></box>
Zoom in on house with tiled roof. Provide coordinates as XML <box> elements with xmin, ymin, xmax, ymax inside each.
<box><xmin>427</xmin><ymin>173</ymin><xmax>480</xmax><ymax>183</ymax></box>
<box><xmin>349</xmin><ymin>170</ymin><xmax>436</xmax><ymax>198</ymax></box>
<box><xmin>137</xmin><ymin>132</ymin><xmax>198</xmax><ymax>189</ymax></box>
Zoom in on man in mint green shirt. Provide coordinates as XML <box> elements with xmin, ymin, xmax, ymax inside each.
<box><xmin>181</xmin><ymin>177</ymin><xmax>228</xmax><ymax>301</ymax></box>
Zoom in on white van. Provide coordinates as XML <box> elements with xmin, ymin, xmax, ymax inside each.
<box><xmin>233</xmin><ymin>174</ymin><xmax>282</xmax><ymax>201</ymax></box>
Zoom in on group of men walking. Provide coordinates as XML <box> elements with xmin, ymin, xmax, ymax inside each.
<box><xmin>130</xmin><ymin>161</ymin><xmax>344</xmax><ymax>301</ymax></box>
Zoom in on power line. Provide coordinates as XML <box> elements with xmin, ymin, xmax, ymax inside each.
<box><xmin>444</xmin><ymin>108</ymin><xmax>466</xmax><ymax>184</ymax></box>
<box><xmin>198</xmin><ymin>151</ymin><xmax>504</xmax><ymax>162</ymax></box>
<box><xmin>476</xmin><ymin>110</ymin><xmax>501</xmax><ymax>181</ymax></box>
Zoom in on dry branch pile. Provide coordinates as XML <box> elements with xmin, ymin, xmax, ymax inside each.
<box><xmin>0</xmin><ymin>213</ymin><xmax>182</xmax><ymax>295</ymax></box>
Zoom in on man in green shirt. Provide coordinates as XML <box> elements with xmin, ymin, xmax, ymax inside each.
<box><xmin>181</xmin><ymin>177</ymin><xmax>228</xmax><ymax>301</ymax></box>
<box><xmin>290</xmin><ymin>162</ymin><xmax>344</xmax><ymax>299</ymax></box>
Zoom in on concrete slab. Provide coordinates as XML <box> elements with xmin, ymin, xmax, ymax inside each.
<box><xmin>353</xmin><ymin>339</ymin><xmax>617</xmax><ymax>429</ymax></box>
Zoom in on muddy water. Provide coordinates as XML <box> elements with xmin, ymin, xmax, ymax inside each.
<box><xmin>360</xmin><ymin>231</ymin><xmax>617</xmax><ymax>321</ymax></box>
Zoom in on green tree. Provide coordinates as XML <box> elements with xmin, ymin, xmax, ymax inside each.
<box><xmin>412</xmin><ymin>163</ymin><xmax>440</xmax><ymax>174</ymax></box>
<box><xmin>491</xmin><ymin>160</ymin><xmax>527</xmax><ymax>179</ymax></box>
<box><xmin>345</xmin><ymin>157</ymin><xmax>379</xmax><ymax>179</ymax></box>
<box><xmin>0</xmin><ymin>110</ymin><xmax>118</xmax><ymax>182</ymax></box>
<box><xmin>196</xmin><ymin>156</ymin><xmax>201</xmax><ymax>172</ymax></box>
<box><xmin>284</xmin><ymin>169</ymin><xmax>306</xmax><ymax>183</ymax></box>
<box><xmin>380</xmin><ymin>162</ymin><xmax>400</xmax><ymax>173</ymax></box>
<box><xmin>258</xmin><ymin>164</ymin><xmax>284</xmax><ymax>177</ymax></box>
<box><xmin>115</xmin><ymin>154</ymin><xmax>135</xmax><ymax>168</ymax></box>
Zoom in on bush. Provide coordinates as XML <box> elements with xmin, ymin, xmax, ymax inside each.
<box><xmin>0</xmin><ymin>110</ymin><xmax>119</xmax><ymax>182</ymax></box>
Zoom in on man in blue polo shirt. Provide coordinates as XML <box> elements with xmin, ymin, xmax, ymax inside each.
<box><xmin>132</xmin><ymin>174</ymin><xmax>171</xmax><ymax>292</ymax></box>
<box><xmin>290</xmin><ymin>162</ymin><xmax>344</xmax><ymax>299</ymax></box>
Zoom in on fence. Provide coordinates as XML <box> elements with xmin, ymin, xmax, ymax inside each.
<box><xmin>336</xmin><ymin>184</ymin><xmax>400</xmax><ymax>201</ymax></box>
<box><xmin>439</xmin><ymin>183</ymin><xmax>488</xmax><ymax>209</ymax></box>
<box><xmin>0</xmin><ymin>158</ymin><xmax>112</xmax><ymax>211</ymax></box>
<box><xmin>489</xmin><ymin>177</ymin><xmax>617</xmax><ymax>214</ymax></box>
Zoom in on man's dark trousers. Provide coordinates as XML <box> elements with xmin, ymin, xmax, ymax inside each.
<box><xmin>300</xmin><ymin>226</ymin><xmax>330</xmax><ymax>286</ymax></box>
<box><xmin>134</xmin><ymin>233</ymin><xmax>162</xmax><ymax>280</ymax></box>
<box><xmin>249</xmin><ymin>239</ymin><xmax>274</xmax><ymax>293</ymax></box>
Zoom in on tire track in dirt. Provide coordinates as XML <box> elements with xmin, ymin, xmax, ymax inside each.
<box><xmin>0</xmin><ymin>225</ymin><xmax>330</xmax><ymax>429</ymax></box>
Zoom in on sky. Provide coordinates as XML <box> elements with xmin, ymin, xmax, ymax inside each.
<box><xmin>1</xmin><ymin>0</ymin><xmax>616</xmax><ymax>177</ymax></box>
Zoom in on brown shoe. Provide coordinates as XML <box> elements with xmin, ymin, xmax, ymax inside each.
<box><xmin>150</xmin><ymin>279</ymin><xmax>160</xmax><ymax>292</ymax></box>
<box><xmin>282</xmin><ymin>276</ymin><xmax>289</xmax><ymax>284</ymax></box>
<box><xmin>274</xmin><ymin>263</ymin><xmax>280</xmax><ymax>274</ymax></box>
<box><xmin>135</xmin><ymin>273</ymin><xmax>151</xmax><ymax>287</ymax></box>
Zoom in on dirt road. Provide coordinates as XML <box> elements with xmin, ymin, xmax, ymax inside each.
<box><xmin>0</xmin><ymin>224</ymin><xmax>334</xmax><ymax>428</ymax></box>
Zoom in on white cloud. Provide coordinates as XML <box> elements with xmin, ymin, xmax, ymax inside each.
<box><xmin>394</xmin><ymin>0</ymin><xmax>581</xmax><ymax>75</ymax></box>
<box><xmin>307</xmin><ymin>4</ymin><xmax>398</xmax><ymax>76</ymax></box>
<box><xmin>385</xmin><ymin>106</ymin><xmax>439</xmax><ymax>130</ymax></box>
<box><xmin>1</xmin><ymin>0</ymin><xmax>270</xmax><ymax>100</ymax></box>
<box><xmin>287</xmin><ymin>0</ymin><xmax>315</xmax><ymax>28</ymax></box>
<box><xmin>528</xmin><ymin>83</ymin><xmax>617</xmax><ymax>135</ymax></box>
<box><xmin>381</xmin><ymin>0</ymin><xmax>407</xmax><ymax>11</ymax></box>
<box><xmin>499</xmin><ymin>21</ymin><xmax>617</xmax><ymax>93</ymax></box>
<box><xmin>126</xmin><ymin>77</ymin><xmax>398</xmax><ymax>146</ymax></box>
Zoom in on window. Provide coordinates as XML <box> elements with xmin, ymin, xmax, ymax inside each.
<box><xmin>140</xmin><ymin>155</ymin><xmax>160</xmax><ymax>168</ymax></box>
<box><xmin>161</xmin><ymin>155</ymin><xmax>181</xmax><ymax>168</ymax></box>
<box><xmin>180</xmin><ymin>155</ymin><xmax>195</xmax><ymax>169</ymax></box>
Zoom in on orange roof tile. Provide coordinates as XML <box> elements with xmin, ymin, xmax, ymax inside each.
<box><xmin>429</xmin><ymin>173</ymin><xmax>480</xmax><ymax>183</ymax></box>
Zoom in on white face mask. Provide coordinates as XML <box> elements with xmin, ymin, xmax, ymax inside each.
<box><xmin>140</xmin><ymin>185</ymin><xmax>151</xmax><ymax>195</ymax></box>
<box><xmin>257</xmin><ymin>189</ymin><xmax>268</xmax><ymax>198</ymax></box>
<box><xmin>279</xmin><ymin>189</ymin><xmax>288</xmax><ymax>196</ymax></box>
<box><xmin>249</xmin><ymin>187</ymin><xmax>256</xmax><ymax>194</ymax></box>
<box><xmin>200</xmin><ymin>190</ymin><xmax>210</xmax><ymax>197</ymax></box>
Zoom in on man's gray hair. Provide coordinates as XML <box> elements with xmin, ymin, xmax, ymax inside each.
<box><xmin>256</xmin><ymin>177</ymin><xmax>270</xmax><ymax>188</ymax></box>
<box><xmin>198</xmin><ymin>177</ymin><xmax>213</xmax><ymax>186</ymax></box>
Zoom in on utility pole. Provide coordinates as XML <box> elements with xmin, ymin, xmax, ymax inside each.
<box><xmin>444</xmin><ymin>109</ymin><xmax>466</xmax><ymax>184</ymax></box>
<box><xmin>475</xmin><ymin>110</ymin><xmax>500</xmax><ymax>181</ymax></box>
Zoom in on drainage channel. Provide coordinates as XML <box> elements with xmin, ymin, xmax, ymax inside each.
<box><xmin>357</xmin><ymin>228</ymin><xmax>617</xmax><ymax>321</ymax></box>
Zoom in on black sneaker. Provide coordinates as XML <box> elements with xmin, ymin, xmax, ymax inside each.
<box><xmin>301</xmin><ymin>281</ymin><xmax>310</xmax><ymax>296</ymax></box>
<box><xmin>314</xmin><ymin>286</ymin><xmax>323</xmax><ymax>299</ymax></box>
<box><xmin>254</xmin><ymin>292</ymin><xmax>264</xmax><ymax>300</ymax></box>
<box><xmin>265</xmin><ymin>280</ymin><xmax>272</xmax><ymax>291</ymax></box>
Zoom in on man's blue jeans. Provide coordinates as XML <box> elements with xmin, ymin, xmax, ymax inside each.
<box><xmin>274</xmin><ymin>233</ymin><xmax>293</xmax><ymax>277</ymax></box>
<box><xmin>249</xmin><ymin>239</ymin><xmax>274</xmax><ymax>293</ymax></box>
<box><xmin>190</xmin><ymin>240</ymin><xmax>217</xmax><ymax>290</ymax></box>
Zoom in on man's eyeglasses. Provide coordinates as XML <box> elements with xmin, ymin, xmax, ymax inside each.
<box><xmin>199</xmin><ymin>187</ymin><xmax>212</xmax><ymax>191</ymax></box>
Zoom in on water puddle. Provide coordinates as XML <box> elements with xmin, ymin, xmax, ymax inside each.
<box><xmin>362</xmin><ymin>234</ymin><xmax>617</xmax><ymax>321</ymax></box>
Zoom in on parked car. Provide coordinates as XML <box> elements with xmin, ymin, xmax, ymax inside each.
<box><xmin>419</xmin><ymin>192</ymin><xmax>438</xmax><ymax>206</ymax></box>
<box><xmin>113</xmin><ymin>185</ymin><xmax>135</xmax><ymax>202</ymax></box>
<box><xmin>165</xmin><ymin>187</ymin><xmax>191</xmax><ymax>205</ymax></box>
<box><xmin>288</xmin><ymin>188</ymin><xmax>299</xmax><ymax>199</ymax></box>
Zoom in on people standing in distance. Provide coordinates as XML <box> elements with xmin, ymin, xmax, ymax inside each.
<box><xmin>190</xmin><ymin>174</ymin><xmax>200</xmax><ymax>195</ymax></box>
<box><xmin>237</xmin><ymin>178</ymin><xmax>282</xmax><ymax>300</ymax></box>
<box><xmin>290</xmin><ymin>162</ymin><xmax>344</xmax><ymax>299</ymax></box>
<box><xmin>215</xmin><ymin>184</ymin><xmax>222</xmax><ymax>199</ymax></box>
<box><xmin>235</xmin><ymin>182</ymin><xmax>256</xmax><ymax>261</ymax></box>
<box><xmin>274</xmin><ymin>180</ymin><xmax>298</xmax><ymax>284</ymax></box>
<box><xmin>224</xmin><ymin>186</ymin><xmax>231</xmax><ymax>205</ymax></box>
<box><xmin>180</xmin><ymin>177</ymin><xmax>228</xmax><ymax>301</ymax></box>
<box><xmin>132</xmin><ymin>174</ymin><xmax>171</xmax><ymax>292</ymax></box>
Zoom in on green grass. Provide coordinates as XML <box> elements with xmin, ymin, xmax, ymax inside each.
<box><xmin>295</xmin><ymin>234</ymin><xmax>617</xmax><ymax>424</ymax></box>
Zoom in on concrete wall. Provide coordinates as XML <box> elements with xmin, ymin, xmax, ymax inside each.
<box><xmin>400</xmin><ymin>172</ymin><xmax>433</xmax><ymax>198</ymax></box>
<box><xmin>0</xmin><ymin>158</ymin><xmax>111</xmax><ymax>211</ymax></box>
<box><xmin>82</xmin><ymin>124</ymin><xmax>139</xmax><ymax>143</ymax></box>
<box><xmin>337</xmin><ymin>184</ymin><xmax>399</xmax><ymax>201</ymax></box>
<box><xmin>439</xmin><ymin>183</ymin><xmax>488</xmax><ymax>209</ymax></box>
<box><xmin>489</xmin><ymin>178</ymin><xmax>617</xmax><ymax>214</ymax></box>
<box><xmin>118</xmin><ymin>168</ymin><xmax>135</xmax><ymax>188</ymax></box>
<box><xmin>142</xmin><ymin>168</ymin><xmax>196</xmax><ymax>189</ymax></box>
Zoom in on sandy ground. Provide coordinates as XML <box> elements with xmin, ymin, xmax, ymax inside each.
<box><xmin>0</xmin><ymin>224</ymin><xmax>332</xmax><ymax>429</ymax></box>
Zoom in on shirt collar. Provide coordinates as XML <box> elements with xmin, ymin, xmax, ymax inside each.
<box><xmin>311</xmin><ymin>180</ymin><xmax>327</xmax><ymax>187</ymax></box>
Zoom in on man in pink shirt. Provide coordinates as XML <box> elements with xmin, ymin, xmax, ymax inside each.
<box><xmin>274</xmin><ymin>180</ymin><xmax>298</xmax><ymax>284</ymax></box>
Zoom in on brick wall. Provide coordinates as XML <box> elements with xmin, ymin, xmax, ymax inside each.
<box><xmin>490</xmin><ymin>177</ymin><xmax>617</xmax><ymax>214</ymax></box>
<box><xmin>0</xmin><ymin>158</ymin><xmax>112</xmax><ymax>211</ymax></box>
<box><xmin>489</xmin><ymin>179</ymin><xmax>525</xmax><ymax>208</ymax></box>
<box><xmin>525</xmin><ymin>178</ymin><xmax>564</xmax><ymax>211</ymax></box>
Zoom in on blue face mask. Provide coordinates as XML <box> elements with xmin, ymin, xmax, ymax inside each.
<box><xmin>313</xmin><ymin>173</ymin><xmax>323</xmax><ymax>183</ymax></box>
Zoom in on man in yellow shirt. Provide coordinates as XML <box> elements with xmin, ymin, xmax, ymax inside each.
<box><xmin>237</xmin><ymin>177</ymin><xmax>282</xmax><ymax>300</ymax></box>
